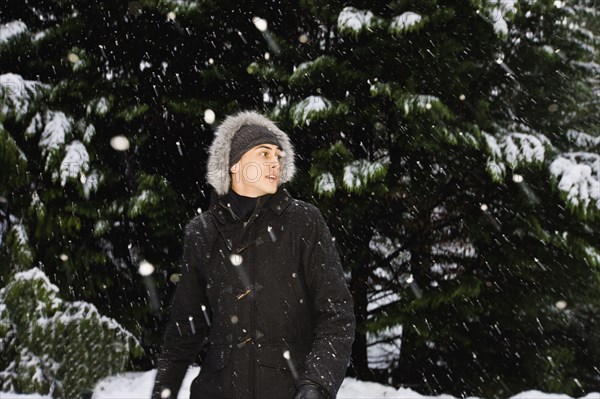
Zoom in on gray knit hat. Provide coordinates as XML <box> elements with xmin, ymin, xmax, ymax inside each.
<box><xmin>206</xmin><ymin>110</ymin><xmax>297</xmax><ymax>196</ymax></box>
<box><xmin>228</xmin><ymin>124</ymin><xmax>281</xmax><ymax>168</ymax></box>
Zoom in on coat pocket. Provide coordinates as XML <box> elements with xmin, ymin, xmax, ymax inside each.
<box><xmin>193</xmin><ymin>345</ymin><xmax>231</xmax><ymax>399</ymax></box>
<box><xmin>256</xmin><ymin>344</ymin><xmax>309</xmax><ymax>398</ymax></box>
<box><xmin>200</xmin><ymin>345</ymin><xmax>231</xmax><ymax>373</ymax></box>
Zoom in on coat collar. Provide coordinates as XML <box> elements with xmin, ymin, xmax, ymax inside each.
<box><xmin>209</xmin><ymin>184</ymin><xmax>293</xmax><ymax>225</ymax></box>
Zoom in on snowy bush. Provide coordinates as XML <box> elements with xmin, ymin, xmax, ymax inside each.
<box><xmin>0</xmin><ymin>267</ymin><xmax>143</xmax><ymax>398</ymax></box>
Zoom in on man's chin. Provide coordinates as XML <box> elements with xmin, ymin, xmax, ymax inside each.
<box><xmin>265</xmin><ymin>185</ymin><xmax>277</xmax><ymax>195</ymax></box>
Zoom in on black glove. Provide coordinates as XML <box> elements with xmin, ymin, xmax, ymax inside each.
<box><xmin>293</xmin><ymin>380</ymin><xmax>329</xmax><ymax>399</ymax></box>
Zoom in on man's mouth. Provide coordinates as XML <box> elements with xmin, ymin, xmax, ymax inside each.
<box><xmin>267</xmin><ymin>175</ymin><xmax>278</xmax><ymax>183</ymax></box>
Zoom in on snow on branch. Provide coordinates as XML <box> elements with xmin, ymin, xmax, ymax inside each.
<box><xmin>389</xmin><ymin>12</ymin><xmax>424</xmax><ymax>34</ymax></box>
<box><xmin>343</xmin><ymin>158</ymin><xmax>389</xmax><ymax>192</ymax></box>
<box><xmin>6</xmin><ymin>217</ymin><xmax>34</xmax><ymax>268</ymax></box>
<box><xmin>483</xmin><ymin>127</ymin><xmax>553</xmax><ymax>181</ymax></box>
<box><xmin>57</xmin><ymin>140</ymin><xmax>90</xmax><ymax>187</ymax></box>
<box><xmin>566</xmin><ymin>129</ymin><xmax>600</xmax><ymax>149</ymax></box>
<box><xmin>0</xmin><ymin>20</ymin><xmax>28</xmax><ymax>45</ymax></box>
<box><xmin>337</xmin><ymin>7</ymin><xmax>380</xmax><ymax>36</ymax></box>
<box><xmin>289</xmin><ymin>56</ymin><xmax>336</xmax><ymax>84</ymax></box>
<box><xmin>401</xmin><ymin>94</ymin><xmax>452</xmax><ymax>119</ymax></box>
<box><xmin>290</xmin><ymin>95</ymin><xmax>344</xmax><ymax>126</ymax></box>
<box><xmin>549</xmin><ymin>152</ymin><xmax>600</xmax><ymax>217</ymax></box>
<box><xmin>501</xmin><ymin>132</ymin><xmax>550</xmax><ymax>168</ymax></box>
<box><xmin>315</xmin><ymin>172</ymin><xmax>336</xmax><ymax>197</ymax></box>
<box><xmin>39</xmin><ymin>111</ymin><xmax>73</xmax><ymax>157</ymax></box>
<box><xmin>86</xmin><ymin>97</ymin><xmax>110</xmax><ymax>117</ymax></box>
<box><xmin>482</xmin><ymin>0</ymin><xmax>518</xmax><ymax>36</ymax></box>
<box><xmin>0</xmin><ymin>74</ymin><xmax>49</xmax><ymax>121</ymax></box>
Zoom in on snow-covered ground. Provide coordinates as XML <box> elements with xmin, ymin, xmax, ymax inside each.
<box><xmin>1</xmin><ymin>368</ymin><xmax>599</xmax><ymax>399</ymax></box>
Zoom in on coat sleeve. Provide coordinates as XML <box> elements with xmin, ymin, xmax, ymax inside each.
<box><xmin>151</xmin><ymin>217</ymin><xmax>211</xmax><ymax>399</ymax></box>
<box><xmin>299</xmin><ymin>205</ymin><xmax>356</xmax><ymax>399</ymax></box>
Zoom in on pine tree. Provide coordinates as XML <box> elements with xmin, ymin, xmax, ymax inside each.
<box><xmin>250</xmin><ymin>0</ymin><xmax>599</xmax><ymax>396</ymax></box>
<box><xmin>0</xmin><ymin>267</ymin><xmax>143</xmax><ymax>398</ymax></box>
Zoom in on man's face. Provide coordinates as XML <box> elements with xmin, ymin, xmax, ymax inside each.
<box><xmin>230</xmin><ymin>143</ymin><xmax>282</xmax><ymax>197</ymax></box>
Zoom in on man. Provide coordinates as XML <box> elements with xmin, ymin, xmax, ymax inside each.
<box><xmin>152</xmin><ymin>110</ymin><xmax>355</xmax><ymax>399</ymax></box>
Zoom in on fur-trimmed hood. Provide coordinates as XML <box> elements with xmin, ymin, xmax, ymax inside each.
<box><xmin>206</xmin><ymin>110</ymin><xmax>297</xmax><ymax>196</ymax></box>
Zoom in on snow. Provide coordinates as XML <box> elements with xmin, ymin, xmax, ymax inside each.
<box><xmin>337</xmin><ymin>7</ymin><xmax>376</xmax><ymax>34</ymax></box>
<box><xmin>291</xmin><ymin>56</ymin><xmax>334</xmax><ymax>80</ymax></box>
<box><xmin>139</xmin><ymin>60</ymin><xmax>152</xmax><ymax>71</ymax></box>
<box><xmin>490</xmin><ymin>7</ymin><xmax>508</xmax><ymax>35</ymax></box>
<box><xmin>83</xmin><ymin>124</ymin><xmax>96</xmax><ymax>144</ymax></box>
<box><xmin>483</xmin><ymin>126</ymin><xmax>600</xmax><ymax>213</ymax></box>
<box><xmin>486</xmin><ymin>0</ymin><xmax>517</xmax><ymax>35</ymax></box>
<box><xmin>32</xmin><ymin>31</ymin><xmax>46</xmax><ymax>42</ymax></box>
<box><xmin>93</xmin><ymin>369</ymin><xmax>182</xmax><ymax>399</ymax></box>
<box><xmin>30</xmin><ymin>191</ymin><xmax>45</xmax><ymax>218</ymax></box>
<box><xmin>403</xmin><ymin>94</ymin><xmax>443</xmax><ymax>115</ymax></box>
<box><xmin>12</xmin><ymin>268</ymin><xmax>59</xmax><ymax>294</ymax></box>
<box><xmin>8</xmin><ymin>219</ymin><xmax>33</xmax><ymax>261</ymax></box>
<box><xmin>164</xmin><ymin>0</ymin><xmax>198</xmax><ymax>13</ymax></box>
<box><xmin>291</xmin><ymin>95</ymin><xmax>331</xmax><ymax>125</ymax></box>
<box><xmin>542</xmin><ymin>45</ymin><xmax>555</xmax><ymax>54</ymax></box>
<box><xmin>4</xmin><ymin>372</ymin><xmax>598</xmax><ymax>399</ymax></box>
<box><xmin>584</xmin><ymin>246</ymin><xmax>600</xmax><ymax>267</ymax></box>
<box><xmin>58</xmin><ymin>140</ymin><xmax>90</xmax><ymax>186</ymax></box>
<box><xmin>129</xmin><ymin>189</ymin><xmax>155</xmax><ymax>217</ymax></box>
<box><xmin>295</xmin><ymin>60</ymin><xmax>315</xmax><ymax>74</ymax></box>
<box><xmin>571</xmin><ymin>61</ymin><xmax>600</xmax><ymax>74</ymax></box>
<box><xmin>39</xmin><ymin>111</ymin><xmax>73</xmax><ymax>156</ymax></box>
<box><xmin>315</xmin><ymin>172</ymin><xmax>336</xmax><ymax>195</ymax></box>
<box><xmin>86</xmin><ymin>97</ymin><xmax>110</xmax><ymax>116</ymax></box>
<box><xmin>502</xmin><ymin>133</ymin><xmax>548</xmax><ymax>168</ymax></box>
<box><xmin>566</xmin><ymin>129</ymin><xmax>600</xmax><ymax>148</ymax></box>
<box><xmin>0</xmin><ymin>74</ymin><xmax>49</xmax><ymax>121</ymax></box>
<box><xmin>81</xmin><ymin>169</ymin><xmax>103</xmax><ymax>199</ymax></box>
<box><xmin>483</xmin><ymin>127</ymin><xmax>553</xmax><ymax>170</ymax></box>
<box><xmin>11</xmin><ymin>222</ymin><xmax>29</xmax><ymax>249</ymax></box>
<box><xmin>25</xmin><ymin>113</ymin><xmax>42</xmax><ymax>137</ymax></box>
<box><xmin>342</xmin><ymin>159</ymin><xmax>388</xmax><ymax>191</ymax></box>
<box><xmin>390</xmin><ymin>12</ymin><xmax>422</xmax><ymax>33</ymax></box>
<box><xmin>0</xmin><ymin>21</ymin><xmax>28</xmax><ymax>44</ymax></box>
<box><xmin>549</xmin><ymin>153</ymin><xmax>600</xmax><ymax>211</ymax></box>
<box><xmin>510</xmin><ymin>392</ymin><xmax>573</xmax><ymax>399</ymax></box>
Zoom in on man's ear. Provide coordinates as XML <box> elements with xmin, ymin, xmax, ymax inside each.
<box><xmin>230</xmin><ymin>162</ymin><xmax>239</xmax><ymax>174</ymax></box>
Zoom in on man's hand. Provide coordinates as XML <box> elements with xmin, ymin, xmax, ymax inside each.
<box><xmin>293</xmin><ymin>380</ymin><xmax>329</xmax><ymax>399</ymax></box>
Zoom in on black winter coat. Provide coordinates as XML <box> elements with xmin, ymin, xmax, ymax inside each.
<box><xmin>152</xmin><ymin>185</ymin><xmax>356</xmax><ymax>399</ymax></box>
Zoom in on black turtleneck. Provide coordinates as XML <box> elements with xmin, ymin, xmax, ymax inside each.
<box><xmin>225</xmin><ymin>186</ymin><xmax>260</xmax><ymax>222</ymax></box>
